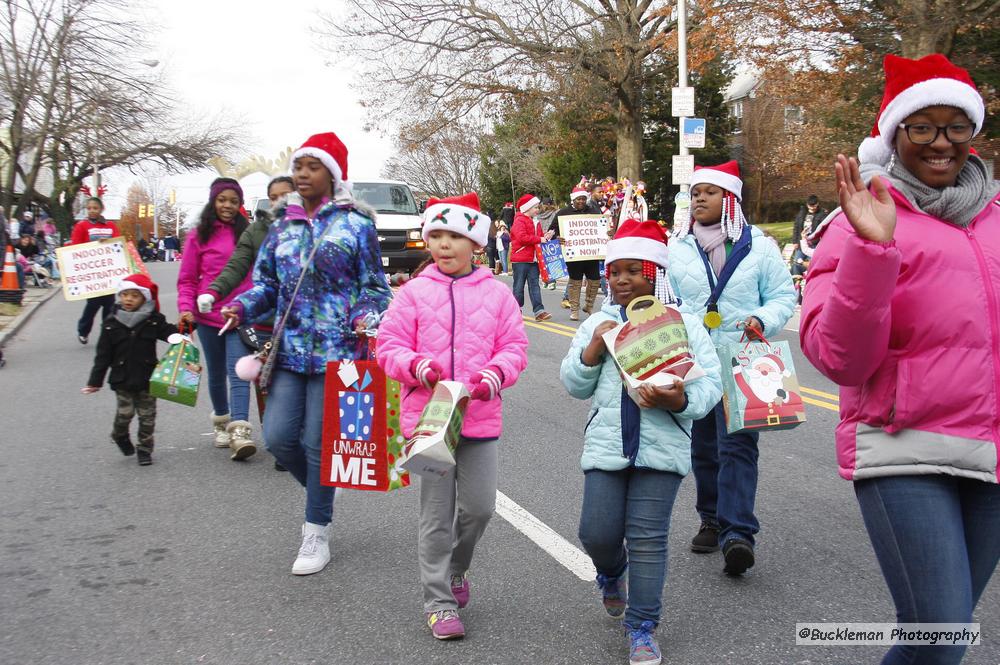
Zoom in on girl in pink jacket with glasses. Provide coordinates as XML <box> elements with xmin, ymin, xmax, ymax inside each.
<box><xmin>377</xmin><ymin>192</ymin><xmax>529</xmax><ymax>642</ymax></box>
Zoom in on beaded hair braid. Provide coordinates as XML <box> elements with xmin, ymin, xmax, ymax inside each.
<box><xmin>605</xmin><ymin>260</ymin><xmax>677</xmax><ymax>306</ymax></box>
<box><xmin>673</xmin><ymin>191</ymin><xmax>746</xmax><ymax>242</ymax></box>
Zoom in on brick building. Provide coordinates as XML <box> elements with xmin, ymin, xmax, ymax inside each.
<box><xmin>723</xmin><ymin>72</ymin><xmax>837</xmax><ymax>224</ymax></box>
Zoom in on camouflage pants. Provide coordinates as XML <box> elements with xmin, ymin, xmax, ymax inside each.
<box><xmin>112</xmin><ymin>389</ymin><xmax>157</xmax><ymax>453</ymax></box>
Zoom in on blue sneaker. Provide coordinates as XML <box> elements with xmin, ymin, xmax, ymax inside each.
<box><xmin>595</xmin><ymin>570</ymin><xmax>627</xmax><ymax>618</ymax></box>
<box><xmin>627</xmin><ymin>621</ymin><xmax>662</xmax><ymax>665</ymax></box>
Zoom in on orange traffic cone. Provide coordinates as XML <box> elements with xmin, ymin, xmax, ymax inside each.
<box><xmin>0</xmin><ymin>243</ymin><xmax>25</xmax><ymax>305</ymax></box>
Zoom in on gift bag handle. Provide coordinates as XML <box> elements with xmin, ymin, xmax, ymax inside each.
<box><xmin>737</xmin><ymin>321</ymin><xmax>771</xmax><ymax>350</ymax></box>
<box><xmin>624</xmin><ymin>294</ymin><xmax>667</xmax><ymax>323</ymax></box>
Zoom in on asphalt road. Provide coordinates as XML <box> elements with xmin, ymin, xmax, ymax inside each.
<box><xmin>1</xmin><ymin>262</ymin><xmax>997</xmax><ymax>665</ymax></box>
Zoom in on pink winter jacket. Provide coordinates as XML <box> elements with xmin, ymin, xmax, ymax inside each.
<box><xmin>176</xmin><ymin>221</ymin><xmax>252</xmax><ymax>328</ymax></box>
<box><xmin>801</xmin><ymin>184</ymin><xmax>1000</xmax><ymax>483</ymax></box>
<box><xmin>376</xmin><ymin>264</ymin><xmax>529</xmax><ymax>440</ymax></box>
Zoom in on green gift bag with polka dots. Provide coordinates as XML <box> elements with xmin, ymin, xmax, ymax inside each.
<box><xmin>149</xmin><ymin>335</ymin><xmax>201</xmax><ymax>407</ymax></box>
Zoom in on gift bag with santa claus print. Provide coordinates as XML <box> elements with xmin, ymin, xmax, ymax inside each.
<box><xmin>718</xmin><ymin>337</ymin><xmax>806</xmax><ymax>434</ymax></box>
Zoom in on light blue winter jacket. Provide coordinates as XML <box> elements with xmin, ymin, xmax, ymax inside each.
<box><xmin>667</xmin><ymin>226</ymin><xmax>796</xmax><ymax>345</ymax></box>
<box><xmin>560</xmin><ymin>300</ymin><xmax>723</xmax><ymax>473</ymax></box>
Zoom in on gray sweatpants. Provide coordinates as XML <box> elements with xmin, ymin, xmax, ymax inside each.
<box><xmin>418</xmin><ymin>439</ymin><xmax>498</xmax><ymax>613</ymax></box>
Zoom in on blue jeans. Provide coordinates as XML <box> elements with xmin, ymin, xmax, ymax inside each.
<box><xmin>855</xmin><ymin>475</ymin><xmax>1000</xmax><ymax>665</ymax></box>
<box><xmin>498</xmin><ymin>249</ymin><xmax>509</xmax><ymax>272</ymax></box>
<box><xmin>691</xmin><ymin>401</ymin><xmax>760</xmax><ymax>546</ymax></box>
<box><xmin>263</xmin><ymin>369</ymin><xmax>335</xmax><ymax>525</ymax></box>
<box><xmin>77</xmin><ymin>294</ymin><xmax>115</xmax><ymax>337</ymax></box>
<box><xmin>197</xmin><ymin>324</ymin><xmax>250</xmax><ymax>422</ymax></box>
<box><xmin>512</xmin><ymin>262</ymin><xmax>544</xmax><ymax>315</ymax></box>
<box><xmin>578</xmin><ymin>467</ymin><xmax>683</xmax><ymax>629</ymax></box>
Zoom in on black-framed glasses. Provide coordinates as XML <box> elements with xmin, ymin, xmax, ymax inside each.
<box><xmin>898</xmin><ymin>122</ymin><xmax>975</xmax><ymax>145</ymax></box>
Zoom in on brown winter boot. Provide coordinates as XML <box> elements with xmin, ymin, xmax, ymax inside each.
<box><xmin>583</xmin><ymin>280</ymin><xmax>600</xmax><ymax>314</ymax></box>
<box><xmin>567</xmin><ymin>279</ymin><xmax>583</xmax><ymax>321</ymax></box>
<box><xmin>227</xmin><ymin>420</ymin><xmax>257</xmax><ymax>461</ymax></box>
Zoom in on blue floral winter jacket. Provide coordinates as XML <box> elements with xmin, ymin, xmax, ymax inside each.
<box><xmin>560</xmin><ymin>300</ymin><xmax>723</xmax><ymax>474</ymax></box>
<box><xmin>236</xmin><ymin>201</ymin><xmax>392</xmax><ymax>375</ymax></box>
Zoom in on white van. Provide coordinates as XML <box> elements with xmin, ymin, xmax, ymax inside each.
<box><xmin>352</xmin><ymin>179</ymin><xmax>427</xmax><ymax>273</ymax></box>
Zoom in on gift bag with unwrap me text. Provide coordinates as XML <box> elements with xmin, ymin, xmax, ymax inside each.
<box><xmin>718</xmin><ymin>336</ymin><xmax>806</xmax><ymax>434</ymax></box>
<box><xmin>321</xmin><ymin>360</ymin><xmax>410</xmax><ymax>492</ymax></box>
<box><xmin>149</xmin><ymin>331</ymin><xmax>201</xmax><ymax>407</ymax></box>
<box><xmin>400</xmin><ymin>381</ymin><xmax>470</xmax><ymax>478</ymax></box>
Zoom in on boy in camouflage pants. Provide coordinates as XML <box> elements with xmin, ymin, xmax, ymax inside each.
<box><xmin>82</xmin><ymin>274</ymin><xmax>177</xmax><ymax>466</ymax></box>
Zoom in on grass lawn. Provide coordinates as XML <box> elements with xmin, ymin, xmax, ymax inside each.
<box><xmin>756</xmin><ymin>221</ymin><xmax>795</xmax><ymax>246</ymax></box>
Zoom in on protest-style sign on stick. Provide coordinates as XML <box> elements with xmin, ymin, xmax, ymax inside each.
<box><xmin>56</xmin><ymin>237</ymin><xmax>145</xmax><ymax>301</ymax></box>
<box><xmin>537</xmin><ymin>239</ymin><xmax>568</xmax><ymax>284</ymax></box>
<box><xmin>557</xmin><ymin>214</ymin><xmax>611</xmax><ymax>263</ymax></box>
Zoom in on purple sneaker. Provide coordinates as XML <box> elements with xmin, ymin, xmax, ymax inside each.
<box><xmin>627</xmin><ymin>621</ymin><xmax>662</xmax><ymax>665</ymax></box>
<box><xmin>426</xmin><ymin>609</ymin><xmax>465</xmax><ymax>640</ymax></box>
<box><xmin>596</xmin><ymin>571</ymin><xmax>627</xmax><ymax>618</ymax></box>
<box><xmin>450</xmin><ymin>573</ymin><xmax>470</xmax><ymax>608</ymax></box>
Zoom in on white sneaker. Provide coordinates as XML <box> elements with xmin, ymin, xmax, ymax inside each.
<box><xmin>292</xmin><ymin>522</ymin><xmax>331</xmax><ymax>575</ymax></box>
<box><xmin>212</xmin><ymin>413</ymin><xmax>231</xmax><ymax>448</ymax></box>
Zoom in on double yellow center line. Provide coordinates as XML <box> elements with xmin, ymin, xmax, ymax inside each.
<box><xmin>521</xmin><ymin>315</ymin><xmax>841</xmax><ymax>413</ymax></box>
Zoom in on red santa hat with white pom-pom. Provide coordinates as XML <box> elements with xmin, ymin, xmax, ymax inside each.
<box><xmin>858</xmin><ymin>54</ymin><xmax>984</xmax><ymax>166</ymax></box>
<box><xmin>290</xmin><ymin>132</ymin><xmax>353</xmax><ymax>200</ymax></box>
<box><xmin>117</xmin><ymin>273</ymin><xmax>159</xmax><ymax>311</ymax></box>
<box><xmin>675</xmin><ymin>160</ymin><xmax>747</xmax><ymax>242</ymax></box>
<box><xmin>605</xmin><ymin>218</ymin><xmax>676</xmax><ymax>305</ymax></box>
<box><xmin>422</xmin><ymin>192</ymin><xmax>491</xmax><ymax>248</ymax></box>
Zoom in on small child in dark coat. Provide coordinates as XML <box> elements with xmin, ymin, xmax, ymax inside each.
<box><xmin>82</xmin><ymin>274</ymin><xmax>177</xmax><ymax>465</ymax></box>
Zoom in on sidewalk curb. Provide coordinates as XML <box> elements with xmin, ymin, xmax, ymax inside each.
<box><xmin>0</xmin><ymin>286</ymin><xmax>63</xmax><ymax>348</ymax></box>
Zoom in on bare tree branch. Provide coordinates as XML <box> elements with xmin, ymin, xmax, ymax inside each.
<box><xmin>319</xmin><ymin>0</ymin><xmax>677</xmax><ymax>179</ymax></box>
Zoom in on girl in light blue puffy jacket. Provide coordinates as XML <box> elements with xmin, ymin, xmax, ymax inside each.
<box><xmin>667</xmin><ymin>161</ymin><xmax>796</xmax><ymax>577</ymax></box>
<box><xmin>560</xmin><ymin>219</ymin><xmax>721</xmax><ymax>665</ymax></box>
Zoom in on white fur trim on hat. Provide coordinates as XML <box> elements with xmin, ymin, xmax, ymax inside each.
<box><xmin>689</xmin><ymin>170</ymin><xmax>743</xmax><ymax>201</ymax></box>
<box><xmin>605</xmin><ymin>236</ymin><xmax>669</xmax><ymax>268</ymax></box>
<box><xmin>859</xmin><ymin>78</ymin><xmax>985</xmax><ymax>165</ymax></box>
<box><xmin>290</xmin><ymin>147</ymin><xmax>353</xmax><ymax>200</ymax></box>
<box><xmin>117</xmin><ymin>279</ymin><xmax>151</xmax><ymax>303</ymax></box>
<box><xmin>422</xmin><ymin>202</ymin><xmax>491</xmax><ymax>248</ymax></box>
<box><xmin>519</xmin><ymin>196</ymin><xmax>540</xmax><ymax>213</ymax></box>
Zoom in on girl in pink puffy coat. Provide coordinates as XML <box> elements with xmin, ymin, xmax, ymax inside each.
<box><xmin>377</xmin><ymin>192</ymin><xmax>528</xmax><ymax>642</ymax></box>
<box><xmin>801</xmin><ymin>54</ymin><xmax>1000</xmax><ymax>665</ymax></box>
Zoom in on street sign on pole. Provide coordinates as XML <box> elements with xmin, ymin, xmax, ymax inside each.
<box><xmin>671</xmin><ymin>87</ymin><xmax>695</xmax><ymax>117</ymax></box>
<box><xmin>672</xmin><ymin>154</ymin><xmax>695</xmax><ymax>185</ymax></box>
<box><xmin>673</xmin><ymin>191</ymin><xmax>691</xmax><ymax>229</ymax></box>
<box><xmin>682</xmin><ymin>118</ymin><xmax>707</xmax><ymax>149</ymax></box>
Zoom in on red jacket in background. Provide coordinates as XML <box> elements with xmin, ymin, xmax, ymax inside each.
<box><xmin>510</xmin><ymin>212</ymin><xmax>543</xmax><ymax>263</ymax></box>
<box><xmin>71</xmin><ymin>218</ymin><xmax>120</xmax><ymax>245</ymax></box>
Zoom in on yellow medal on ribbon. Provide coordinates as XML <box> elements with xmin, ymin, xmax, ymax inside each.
<box><xmin>704</xmin><ymin>307</ymin><xmax>722</xmax><ymax>329</ymax></box>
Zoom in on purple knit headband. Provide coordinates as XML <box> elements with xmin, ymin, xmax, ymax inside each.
<box><xmin>210</xmin><ymin>180</ymin><xmax>244</xmax><ymax>204</ymax></box>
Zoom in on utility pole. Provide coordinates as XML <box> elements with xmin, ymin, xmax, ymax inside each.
<box><xmin>91</xmin><ymin>112</ymin><xmax>100</xmax><ymax>195</ymax></box>
<box><xmin>670</xmin><ymin>0</ymin><xmax>696</xmax><ymax>230</ymax></box>
<box><xmin>677</xmin><ymin>0</ymin><xmax>689</xmax><ymax>196</ymax></box>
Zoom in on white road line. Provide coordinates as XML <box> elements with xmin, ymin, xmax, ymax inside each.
<box><xmin>495</xmin><ymin>490</ymin><xmax>596</xmax><ymax>582</ymax></box>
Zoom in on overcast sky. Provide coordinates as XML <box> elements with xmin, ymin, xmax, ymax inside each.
<box><xmin>103</xmin><ymin>0</ymin><xmax>393</xmax><ymax>219</ymax></box>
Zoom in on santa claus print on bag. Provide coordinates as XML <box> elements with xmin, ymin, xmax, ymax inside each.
<box><xmin>720</xmin><ymin>340</ymin><xmax>806</xmax><ymax>434</ymax></box>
